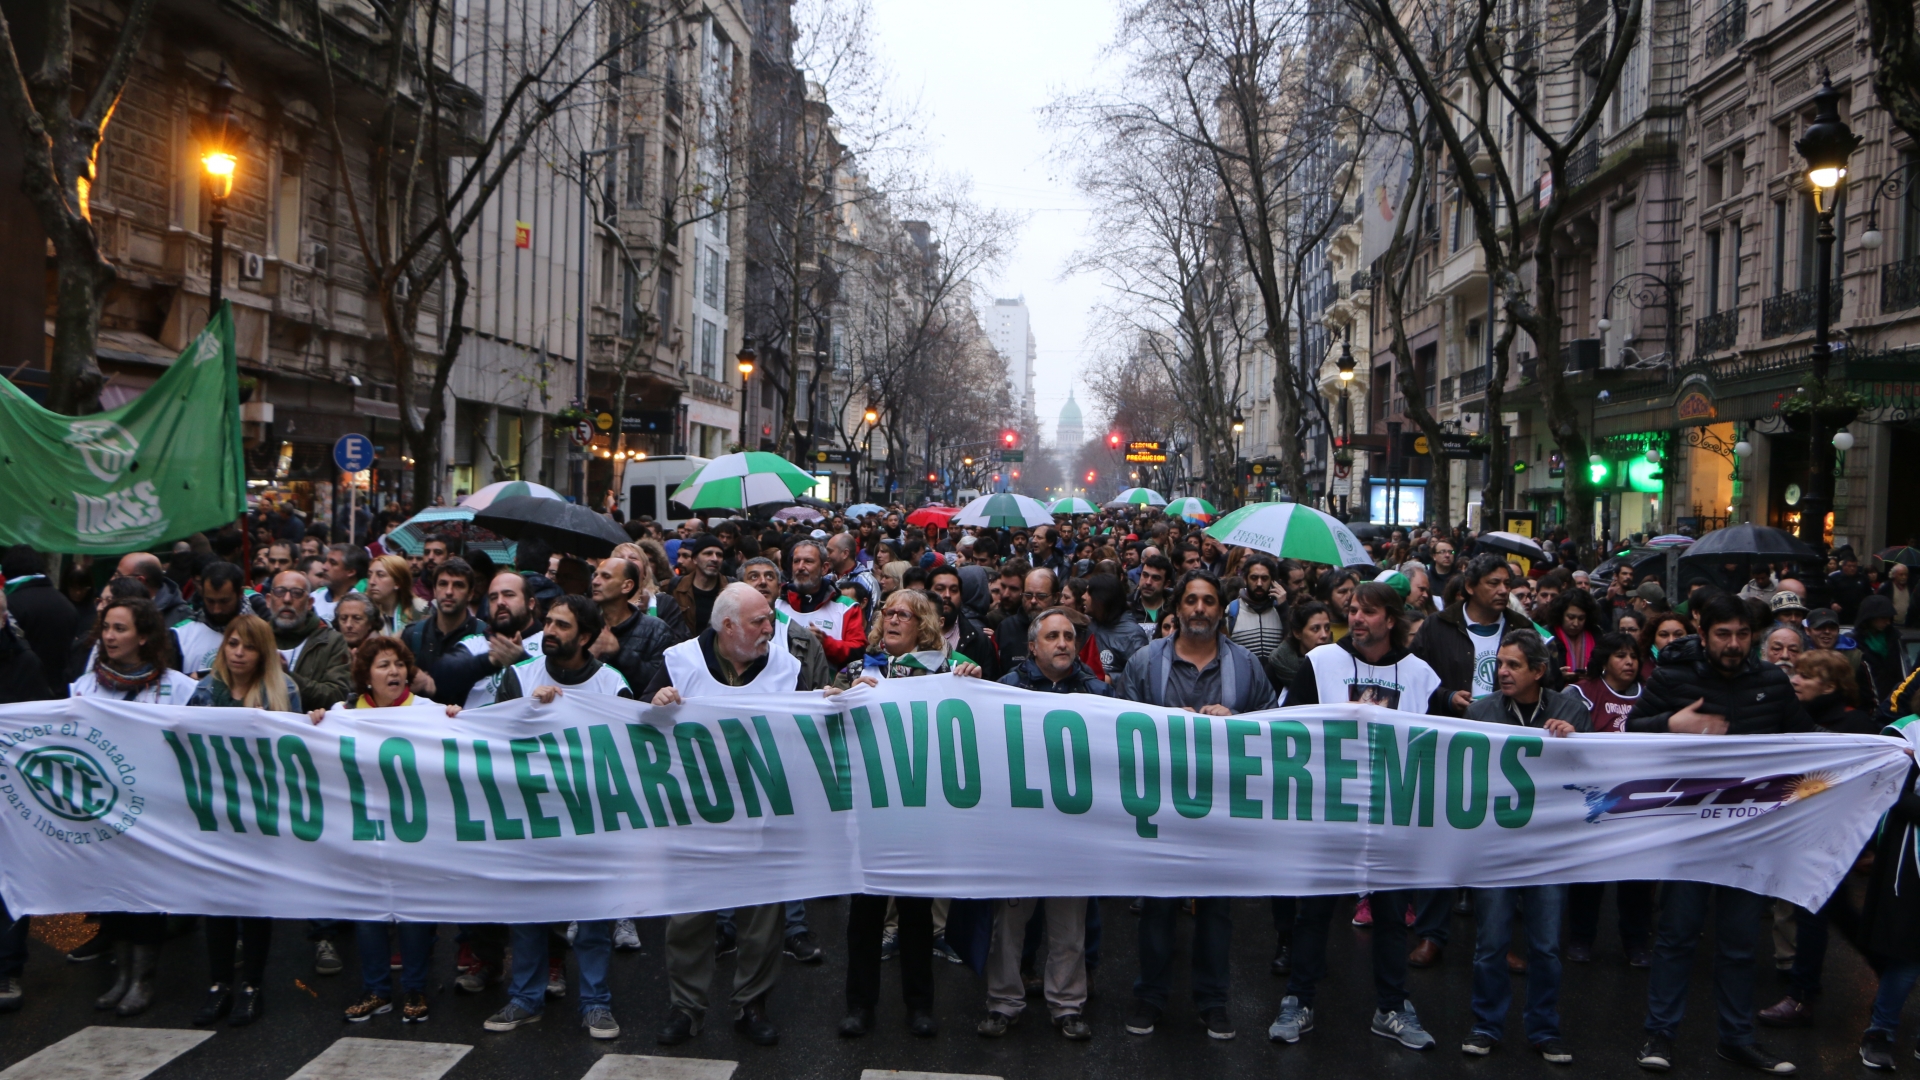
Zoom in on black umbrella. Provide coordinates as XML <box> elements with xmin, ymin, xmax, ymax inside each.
<box><xmin>471</xmin><ymin>495</ymin><xmax>630</xmax><ymax>558</ymax></box>
<box><xmin>1347</xmin><ymin>522</ymin><xmax>1388</xmax><ymax>541</ymax></box>
<box><xmin>1677</xmin><ymin>523</ymin><xmax>1819</xmax><ymax>565</ymax></box>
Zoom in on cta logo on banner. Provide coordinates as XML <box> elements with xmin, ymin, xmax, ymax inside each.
<box><xmin>0</xmin><ymin>720</ymin><xmax>145</xmax><ymax>845</ymax></box>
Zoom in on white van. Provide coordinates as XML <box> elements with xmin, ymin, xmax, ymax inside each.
<box><xmin>617</xmin><ymin>455</ymin><xmax>711</xmax><ymax>530</ymax></box>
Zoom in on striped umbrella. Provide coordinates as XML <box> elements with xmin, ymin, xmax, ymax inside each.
<box><xmin>954</xmin><ymin>493</ymin><xmax>1054</xmax><ymax>529</ymax></box>
<box><xmin>1049</xmin><ymin>497</ymin><xmax>1097</xmax><ymax>515</ymax></box>
<box><xmin>1103</xmin><ymin>487</ymin><xmax>1167</xmax><ymax>509</ymax></box>
<box><xmin>671</xmin><ymin>451</ymin><xmax>817</xmax><ymax>511</ymax></box>
<box><xmin>1204</xmin><ymin>501</ymin><xmax>1372</xmax><ymax>567</ymax></box>
<box><xmin>458</xmin><ymin>479</ymin><xmax>564</xmax><ymax>510</ymax></box>
<box><xmin>1164</xmin><ymin>497</ymin><xmax>1217</xmax><ymax>519</ymax></box>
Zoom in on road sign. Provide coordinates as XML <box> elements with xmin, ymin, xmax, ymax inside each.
<box><xmin>1331</xmin><ymin>478</ymin><xmax>1351</xmax><ymax>496</ymax></box>
<box><xmin>812</xmin><ymin>449</ymin><xmax>855</xmax><ymax>465</ymax></box>
<box><xmin>571</xmin><ymin>420</ymin><xmax>594</xmax><ymax>447</ymax></box>
<box><xmin>999</xmin><ymin>450</ymin><xmax>1024</xmax><ymax>462</ymax></box>
<box><xmin>621</xmin><ymin>410</ymin><xmax>674</xmax><ymax>434</ymax></box>
<box><xmin>1413</xmin><ymin>435</ymin><xmax>1431</xmax><ymax>455</ymax></box>
<box><xmin>333</xmin><ymin>433</ymin><xmax>375</xmax><ymax>473</ymax></box>
<box><xmin>594</xmin><ymin>412</ymin><xmax>614</xmax><ymax>432</ymax></box>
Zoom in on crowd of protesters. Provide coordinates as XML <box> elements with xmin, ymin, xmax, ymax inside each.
<box><xmin>1</xmin><ymin>500</ymin><xmax>1918</xmax><ymax>1073</ymax></box>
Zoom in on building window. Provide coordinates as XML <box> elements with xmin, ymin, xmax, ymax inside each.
<box><xmin>661</xmin><ymin>146</ymin><xmax>679</xmax><ymax>246</ymax></box>
<box><xmin>1704</xmin><ymin>229</ymin><xmax>1722</xmax><ymax>315</ymax></box>
<box><xmin>1727</xmin><ymin>148</ymin><xmax>1745</xmax><ymax>196</ymax></box>
<box><xmin>700</xmin><ymin>318</ymin><xmax>718</xmax><ymax>379</ymax></box>
<box><xmin>1706</xmin><ymin>159</ymin><xmax>1724</xmax><ymax>205</ymax></box>
<box><xmin>624</xmin><ymin>136</ymin><xmax>645</xmax><ymax>208</ymax></box>
<box><xmin>622</xmin><ymin>263</ymin><xmax>639</xmax><ymax>338</ymax></box>
<box><xmin>703</xmin><ymin>246</ymin><xmax>721</xmax><ymax>307</ymax></box>
<box><xmin>655</xmin><ymin>268</ymin><xmax>674</xmax><ymax>333</ymax></box>
<box><xmin>1609</xmin><ymin>202</ymin><xmax>1636</xmax><ymax>320</ymax></box>
<box><xmin>1729</xmin><ymin>220</ymin><xmax>1743</xmax><ymax>307</ymax></box>
<box><xmin>1771</xmin><ymin>198</ymin><xmax>1787</xmax><ymax>296</ymax></box>
<box><xmin>274</xmin><ymin>155</ymin><xmax>302</xmax><ymax>260</ymax></box>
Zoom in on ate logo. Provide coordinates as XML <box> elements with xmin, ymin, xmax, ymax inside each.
<box><xmin>16</xmin><ymin>745</ymin><xmax>122</xmax><ymax>822</ymax></box>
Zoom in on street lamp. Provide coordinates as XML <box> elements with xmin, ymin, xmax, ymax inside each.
<box><xmin>735</xmin><ymin>343</ymin><xmax>756</xmax><ymax>448</ymax></box>
<box><xmin>202</xmin><ymin>66</ymin><xmax>241</xmax><ymax>311</ymax></box>
<box><xmin>1792</xmin><ymin>71</ymin><xmax>1862</xmax><ymax>548</ymax></box>
<box><xmin>1231</xmin><ymin>410</ymin><xmax>1245</xmax><ymax>435</ymax></box>
<box><xmin>1597</xmin><ymin>273</ymin><xmax>1680</xmax><ymax>364</ymax></box>
<box><xmin>1336</xmin><ymin>329</ymin><xmax>1357</xmax><ymax>515</ymax></box>
<box><xmin>861</xmin><ymin>400</ymin><xmax>880</xmax><ymax>500</ymax></box>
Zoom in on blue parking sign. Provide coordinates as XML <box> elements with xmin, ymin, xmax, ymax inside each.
<box><xmin>333</xmin><ymin>433</ymin><xmax>375</xmax><ymax>472</ymax></box>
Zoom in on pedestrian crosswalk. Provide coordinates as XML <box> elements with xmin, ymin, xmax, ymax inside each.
<box><xmin>0</xmin><ymin>1029</ymin><xmax>1000</xmax><ymax>1080</ymax></box>
<box><xmin>0</xmin><ymin>1027</ymin><xmax>211</xmax><ymax>1080</ymax></box>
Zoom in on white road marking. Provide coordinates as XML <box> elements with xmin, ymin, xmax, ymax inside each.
<box><xmin>281</xmin><ymin>1037</ymin><xmax>471</xmax><ymax>1080</ymax></box>
<box><xmin>0</xmin><ymin>1026</ymin><xmax>212</xmax><ymax>1080</ymax></box>
<box><xmin>580</xmin><ymin>1056</ymin><xmax>739</xmax><ymax>1080</ymax></box>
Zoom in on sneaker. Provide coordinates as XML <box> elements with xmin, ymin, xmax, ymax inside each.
<box><xmin>1860</xmin><ymin>1031</ymin><xmax>1896</xmax><ymax>1070</ymax></box>
<box><xmin>1637</xmin><ymin>1033</ymin><xmax>1675</xmax><ymax>1071</ymax></box>
<box><xmin>1199</xmin><ymin>1006</ymin><xmax>1235</xmax><ymax>1040</ymax></box>
<box><xmin>1125</xmin><ymin>1001</ymin><xmax>1160</xmax><ymax>1036</ymax></box>
<box><xmin>343</xmin><ymin>993</ymin><xmax>391</xmax><ymax>1022</ymax></box>
<box><xmin>1372</xmin><ymin>1004</ymin><xmax>1435</xmax><ymax>1049</ymax></box>
<box><xmin>783</xmin><ymin>931</ymin><xmax>822</xmax><ymax>963</ymax></box>
<box><xmin>484</xmin><ymin>1002</ymin><xmax>542</xmax><ymax>1031</ymax></box>
<box><xmin>1565</xmin><ymin>942</ymin><xmax>1593</xmax><ymax>963</ymax></box>
<box><xmin>879</xmin><ymin>931</ymin><xmax>899</xmax><ymax>962</ymax></box>
<box><xmin>545</xmin><ymin>958</ymin><xmax>566</xmax><ymax>997</ymax></box>
<box><xmin>565</xmin><ymin>921</ymin><xmax>579</xmax><ymax>946</ymax></box>
<box><xmin>1461</xmin><ymin>1031</ymin><xmax>1496</xmax><ymax>1055</ymax></box>
<box><xmin>401</xmin><ymin>992</ymin><xmax>430</xmax><ymax>1023</ymax></box>
<box><xmin>1535</xmin><ymin>1037</ymin><xmax>1574</xmax><ymax>1064</ymax></box>
<box><xmin>977</xmin><ymin>1010</ymin><xmax>1018</xmax><ymax>1037</ymax></box>
<box><xmin>0</xmin><ymin>975</ymin><xmax>20</xmax><ymax>1014</ymax></box>
<box><xmin>1716</xmin><ymin>1042</ymin><xmax>1796</xmax><ymax>1074</ymax></box>
<box><xmin>1351</xmin><ymin>896</ymin><xmax>1373</xmax><ymax>927</ymax></box>
<box><xmin>931</xmin><ymin>933</ymin><xmax>963</xmax><ymax>965</ymax></box>
<box><xmin>582</xmin><ymin>1005</ymin><xmax>619</xmax><ymax>1040</ymax></box>
<box><xmin>1271</xmin><ymin>943</ymin><xmax>1290</xmax><ymax>976</ymax></box>
<box><xmin>715</xmin><ymin>925</ymin><xmax>737</xmax><ymax>958</ymax></box>
<box><xmin>455</xmin><ymin>961</ymin><xmax>494</xmax><ymax>994</ymax></box>
<box><xmin>613</xmin><ymin>919</ymin><xmax>642</xmax><ymax>952</ymax></box>
<box><xmin>1268</xmin><ymin>996</ymin><xmax>1313</xmax><ymax>1043</ymax></box>
<box><xmin>66</xmin><ymin>934</ymin><xmax>110</xmax><ymax>963</ymax></box>
<box><xmin>314</xmin><ymin>940</ymin><xmax>343</xmax><ymax>976</ymax></box>
<box><xmin>1055</xmin><ymin>1012</ymin><xmax>1092</xmax><ymax>1040</ymax></box>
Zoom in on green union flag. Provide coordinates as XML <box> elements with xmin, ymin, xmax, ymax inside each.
<box><xmin>0</xmin><ymin>304</ymin><xmax>244</xmax><ymax>552</ymax></box>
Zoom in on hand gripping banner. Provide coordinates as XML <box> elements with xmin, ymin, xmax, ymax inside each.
<box><xmin>0</xmin><ymin>677</ymin><xmax>1908</xmax><ymax>922</ymax></box>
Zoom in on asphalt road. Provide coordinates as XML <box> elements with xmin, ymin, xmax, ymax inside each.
<box><xmin>0</xmin><ymin>894</ymin><xmax>1902</xmax><ymax>1080</ymax></box>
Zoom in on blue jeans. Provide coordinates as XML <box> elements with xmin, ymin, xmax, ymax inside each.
<box><xmin>1471</xmin><ymin>886</ymin><xmax>1565</xmax><ymax>1044</ymax></box>
<box><xmin>510</xmin><ymin>921</ymin><xmax>611</xmax><ymax>1015</ymax></box>
<box><xmin>717</xmin><ymin>901</ymin><xmax>808</xmax><ymax>937</ymax></box>
<box><xmin>1411</xmin><ymin>888</ymin><xmax>1454</xmax><ymax>946</ymax></box>
<box><xmin>1133</xmin><ymin>898</ymin><xmax>1231</xmax><ymax>1011</ymax></box>
<box><xmin>307</xmin><ymin>918</ymin><xmax>347</xmax><ymax>942</ymax></box>
<box><xmin>1870</xmin><ymin>960</ymin><xmax>1920</xmax><ymax>1035</ymax></box>
<box><xmin>1644</xmin><ymin>882</ymin><xmax>1764</xmax><ymax>1045</ymax></box>
<box><xmin>356</xmin><ymin>921</ymin><xmax>435</xmax><ymax>996</ymax></box>
<box><xmin>1290</xmin><ymin>892</ymin><xmax>1411</xmax><ymax>1014</ymax></box>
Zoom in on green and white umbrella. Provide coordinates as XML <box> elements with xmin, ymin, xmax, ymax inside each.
<box><xmin>458</xmin><ymin>479</ymin><xmax>563</xmax><ymax>510</ymax></box>
<box><xmin>1103</xmin><ymin>487</ymin><xmax>1167</xmax><ymax>509</ymax></box>
<box><xmin>954</xmin><ymin>492</ymin><xmax>1054</xmax><ymax>529</ymax></box>
<box><xmin>1049</xmin><ymin>496</ymin><xmax>1097</xmax><ymax>515</ymax></box>
<box><xmin>1205</xmin><ymin>501</ymin><xmax>1372</xmax><ymax>567</ymax></box>
<box><xmin>671</xmin><ymin>451</ymin><xmax>817</xmax><ymax>511</ymax></box>
<box><xmin>1164</xmin><ymin>496</ymin><xmax>1217</xmax><ymax>520</ymax></box>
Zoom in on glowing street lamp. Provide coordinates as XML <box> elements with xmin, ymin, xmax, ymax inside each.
<box><xmin>1791</xmin><ymin>72</ymin><xmax>1861</xmax><ymax>548</ymax></box>
<box><xmin>201</xmin><ymin>66</ymin><xmax>241</xmax><ymax>309</ymax></box>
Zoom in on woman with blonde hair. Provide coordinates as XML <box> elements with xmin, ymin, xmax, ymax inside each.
<box><xmin>185</xmin><ymin>612</ymin><xmax>300</xmax><ymax>1027</ymax></box>
<box><xmin>364</xmin><ymin>554</ymin><xmax>426</xmax><ymax>635</ymax></box>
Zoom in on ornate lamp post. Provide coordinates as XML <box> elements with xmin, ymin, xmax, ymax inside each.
<box><xmin>735</xmin><ymin>344</ymin><xmax>756</xmax><ymax>448</ymax></box>
<box><xmin>201</xmin><ymin>67</ymin><xmax>240</xmax><ymax>311</ymax></box>
<box><xmin>1792</xmin><ymin>73</ymin><xmax>1861</xmax><ymax>547</ymax></box>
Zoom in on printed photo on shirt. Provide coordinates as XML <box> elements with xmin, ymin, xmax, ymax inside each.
<box><xmin>1350</xmin><ymin>682</ymin><xmax>1403</xmax><ymax>709</ymax></box>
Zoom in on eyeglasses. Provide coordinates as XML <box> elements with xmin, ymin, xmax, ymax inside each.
<box><xmin>1023</xmin><ymin>591</ymin><xmax>1054</xmax><ymax>601</ymax></box>
<box><xmin>882</xmin><ymin>609</ymin><xmax>916</xmax><ymax>621</ymax></box>
<box><xmin>269</xmin><ymin>586</ymin><xmax>308</xmax><ymax>598</ymax></box>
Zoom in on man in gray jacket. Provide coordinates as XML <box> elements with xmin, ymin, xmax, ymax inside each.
<box><xmin>1461</xmin><ymin>629</ymin><xmax>1587</xmax><ymax>1064</ymax></box>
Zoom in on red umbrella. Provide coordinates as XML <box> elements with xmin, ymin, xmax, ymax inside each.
<box><xmin>905</xmin><ymin>505</ymin><xmax>959</xmax><ymax>529</ymax></box>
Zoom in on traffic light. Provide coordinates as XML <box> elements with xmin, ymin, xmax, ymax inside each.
<box><xmin>927</xmin><ymin>472</ymin><xmax>938</xmax><ymax>483</ymax></box>
<box><xmin>1085</xmin><ymin>470</ymin><xmax>1097</xmax><ymax>483</ymax></box>
<box><xmin>1011</xmin><ymin>469</ymin><xmax>1020</xmax><ymax>479</ymax></box>
<box><xmin>1108</xmin><ymin>432</ymin><xmax>1122</xmax><ymax>450</ymax></box>
<box><xmin>1002</xmin><ymin>429</ymin><xmax>1017</xmax><ymax>448</ymax></box>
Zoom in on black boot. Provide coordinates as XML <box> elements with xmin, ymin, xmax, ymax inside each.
<box><xmin>93</xmin><ymin>941</ymin><xmax>131</xmax><ymax>1011</ymax></box>
<box><xmin>116</xmin><ymin>945</ymin><xmax>158</xmax><ymax>1016</ymax></box>
<box><xmin>192</xmin><ymin>984</ymin><xmax>233</xmax><ymax>1026</ymax></box>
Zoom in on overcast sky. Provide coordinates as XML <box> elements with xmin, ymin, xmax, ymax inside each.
<box><xmin>866</xmin><ymin>0</ymin><xmax>1120</xmax><ymax>447</ymax></box>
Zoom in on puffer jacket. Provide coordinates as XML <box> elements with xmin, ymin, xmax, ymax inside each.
<box><xmin>603</xmin><ymin>607</ymin><xmax>675</xmax><ymax>696</ymax></box>
<box><xmin>1262</xmin><ymin>638</ymin><xmax>1308</xmax><ymax>695</ymax></box>
<box><xmin>1626</xmin><ymin>634</ymin><xmax>1812</xmax><ymax>735</ymax></box>
<box><xmin>998</xmin><ymin>657</ymin><xmax>1112</xmax><ymax>696</ymax></box>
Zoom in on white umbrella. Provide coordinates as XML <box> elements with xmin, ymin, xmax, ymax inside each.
<box><xmin>953</xmin><ymin>493</ymin><xmax>1054</xmax><ymax>529</ymax></box>
<box><xmin>1205</xmin><ymin>501</ymin><xmax>1372</xmax><ymax>566</ymax></box>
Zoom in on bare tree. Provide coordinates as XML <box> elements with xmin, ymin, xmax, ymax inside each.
<box><xmin>1867</xmin><ymin>0</ymin><xmax>1920</xmax><ymax>146</ymax></box>
<box><xmin>1347</xmin><ymin>0</ymin><xmax>1646</xmax><ymax>547</ymax></box>
<box><xmin>311</xmin><ymin>0</ymin><xmax>647</xmax><ymax>503</ymax></box>
<box><xmin>0</xmin><ymin>0</ymin><xmax>160</xmax><ymax>413</ymax></box>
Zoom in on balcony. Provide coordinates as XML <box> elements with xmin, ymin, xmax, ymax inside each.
<box><xmin>1695</xmin><ymin>308</ymin><xmax>1738</xmax><ymax>355</ymax></box>
<box><xmin>1458</xmin><ymin>366</ymin><xmax>1490</xmax><ymax>398</ymax></box>
<box><xmin>1576</xmin><ymin>0</ymin><xmax>1608</xmax><ymax>38</ymax></box>
<box><xmin>1882</xmin><ymin>255</ymin><xmax>1920</xmax><ymax>313</ymax></box>
<box><xmin>1566</xmin><ymin>141</ymin><xmax>1600</xmax><ymax>190</ymax></box>
<box><xmin>1761</xmin><ymin>285</ymin><xmax>1841</xmax><ymax>338</ymax></box>
<box><xmin>1428</xmin><ymin>243</ymin><xmax>1487</xmax><ymax>301</ymax></box>
<box><xmin>1704</xmin><ymin>0</ymin><xmax>1746</xmax><ymax>61</ymax></box>
<box><xmin>1441</xmin><ymin>375</ymin><xmax>1457</xmax><ymax>403</ymax></box>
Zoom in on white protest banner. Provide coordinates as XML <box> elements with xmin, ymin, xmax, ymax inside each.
<box><xmin>0</xmin><ymin>677</ymin><xmax>1907</xmax><ymax>922</ymax></box>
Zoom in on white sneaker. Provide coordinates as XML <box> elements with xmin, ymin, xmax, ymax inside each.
<box><xmin>613</xmin><ymin>919</ymin><xmax>642</xmax><ymax>951</ymax></box>
<box><xmin>564</xmin><ymin>921</ymin><xmax>578</xmax><ymax>946</ymax></box>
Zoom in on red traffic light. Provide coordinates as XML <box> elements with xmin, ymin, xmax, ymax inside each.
<box><xmin>1002</xmin><ymin>430</ymin><xmax>1017</xmax><ymax>447</ymax></box>
<box><xmin>927</xmin><ymin>472</ymin><xmax>938</xmax><ymax>483</ymax></box>
<box><xmin>1108</xmin><ymin>432</ymin><xmax>1122</xmax><ymax>448</ymax></box>
<box><xmin>1085</xmin><ymin>470</ymin><xmax>1096</xmax><ymax>482</ymax></box>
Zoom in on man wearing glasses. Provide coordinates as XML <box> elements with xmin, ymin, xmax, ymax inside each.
<box><xmin>263</xmin><ymin>570</ymin><xmax>353</xmax><ymax>709</ymax></box>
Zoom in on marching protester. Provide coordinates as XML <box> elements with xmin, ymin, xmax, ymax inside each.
<box><xmin>1115</xmin><ymin>570</ymin><xmax>1277</xmax><ymax>1043</ymax></box>
<box><xmin>1084</xmin><ymin>572</ymin><xmax>1147</xmax><ymax>677</ymax></box>
<box><xmin>670</xmin><ymin>535</ymin><xmax>729</xmax><ymax>636</ymax></box>
<box><xmin>1564</xmin><ymin>630</ymin><xmax>1655</xmax><ymax>967</ymax></box>
<box><xmin>1460</xmin><ymin>629</ymin><xmax>1587</xmax><ymax>1063</ymax></box>
<box><xmin>364</xmin><ymin>554</ymin><xmax>425</xmax><ymax>636</ymax></box>
<box><xmin>1274</xmin><ymin>581</ymin><xmax>1443</xmax><ymax>1050</ymax></box>
<box><xmin>1627</xmin><ymin>592</ymin><xmax>1811</xmax><ymax>1075</ymax></box>
<box><xmin>2</xmin><ymin>545</ymin><xmax>76</xmax><ymax>684</ymax></box>
<box><xmin>186</xmin><ymin>613</ymin><xmax>300</xmax><ymax>1027</ymax></box>
<box><xmin>264</xmin><ymin>570</ymin><xmax>352</xmax><ymax>711</ymax></box>
<box><xmin>926</xmin><ymin>564</ymin><xmax>997</xmax><ymax>681</ymax></box>
<box><xmin>587</xmin><ymin>557</ymin><xmax>674</xmax><ymax>692</ymax></box>
<box><xmin>1262</xmin><ymin>600</ymin><xmax>1331</xmax><ymax>702</ymax></box>
<box><xmin>1224</xmin><ymin>554</ymin><xmax>1287</xmax><ymax>657</ymax></box>
<box><xmin>1414</xmin><ymin>554</ymin><xmax>1513</xmax><ymax>713</ymax></box>
<box><xmin>1125</xmin><ymin>553</ymin><xmax>1175</xmax><ymax>629</ymax></box>
<box><xmin>995</xmin><ymin>567</ymin><xmax>1057</xmax><ymax>672</ymax></box>
<box><xmin>776</xmin><ymin>539</ymin><xmax>865</xmax><ymax>669</ymax></box>
<box><xmin>0</xmin><ymin>590</ymin><xmax>51</xmax><ymax>704</ymax></box>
